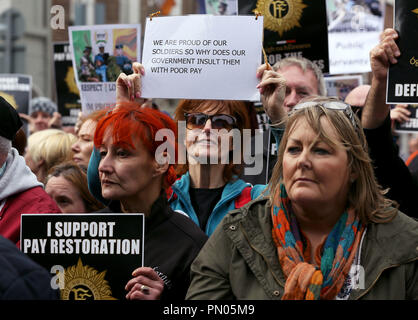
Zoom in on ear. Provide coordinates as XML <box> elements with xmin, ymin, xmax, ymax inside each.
<box><xmin>153</xmin><ymin>151</ymin><xmax>170</xmax><ymax>178</ymax></box>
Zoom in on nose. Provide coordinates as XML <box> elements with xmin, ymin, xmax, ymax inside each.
<box><xmin>297</xmin><ymin>149</ymin><xmax>312</xmax><ymax>170</ymax></box>
<box><xmin>71</xmin><ymin>141</ymin><xmax>80</xmax><ymax>153</ymax></box>
<box><xmin>202</xmin><ymin>118</ymin><xmax>212</xmax><ymax>134</ymax></box>
<box><xmin>284</xmin><ymin>90</ymin><xmax>299</xmax><ymax>112</ymax></box>
<box><xmin>98</xmin><ymin>152</ymin><xmax>114</xmax><ymax>175</ymax></box>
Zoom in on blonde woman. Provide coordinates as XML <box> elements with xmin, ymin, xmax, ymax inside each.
<box><xmin>186</xmin><ymin>98</ymin><xmax>418</xmax><ymax>300</ymax></box>
<box><xmin>25</xmin><ymin>129</ymin><xmax>76</xmax><ymax>183</ymax></box>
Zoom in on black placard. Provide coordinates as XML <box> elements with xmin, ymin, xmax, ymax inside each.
<box><xmin>239</xmin><ymin>0</ymin><xmax>329</xmax><ymax>73</ymax></box>
<box><xmin>387</xmin><ymin>0</ymin><xmax>418</xmax><ymax>104</ymax></box>
<box><xmin>20</xmin><ymin>213</ymin><xmax>144</xmax><ymax>300</ymax></box>
<box><xmin>53</xmin><ymin>43</ymin><xmax>82</xmax><ymax>126</ymax></box>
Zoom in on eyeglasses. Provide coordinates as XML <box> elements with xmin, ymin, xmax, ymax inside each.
<box><xmin>184</xmin><ymin>113</ymin><xmax>237</xmax><ymax>130</ymax></box>
<box><xmin>291</xmin><ymin>101</ymin><xmax>359</xmax><ymax>130</ymax></box>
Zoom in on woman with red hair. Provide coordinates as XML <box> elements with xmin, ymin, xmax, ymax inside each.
<box><xmin>93</xmin><ymin>102</ymin><xmax>207</xmax><ymax>300</ymax></box>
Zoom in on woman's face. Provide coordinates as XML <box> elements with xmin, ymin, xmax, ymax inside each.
<box><xmin>98</xmin><ymin>128</ymin><xmax>157</xmax><ymax>202</ymax></box>
<box><xmin>45</xmin><ymin>176</ymin><xmax>87</xmax><ymax>213</ymax></box>
<box><xmin>72</xmin><ymin>119</ymin><xmax>97</xmax><ymax>169</ymax></box>
<box><xmin>185</xmin><ymin>107</ymin><xmax>235</xmax><ymax>165</ymax></box>
<box><xmin>282</xmin><ymin>116</ymin><xmax>353</xmax><ymax>210</ymax></box>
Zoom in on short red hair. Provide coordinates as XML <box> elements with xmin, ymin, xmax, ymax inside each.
<box><xmin>94</xmin><ymin>102</ymin><xmax>177</xmax><ymax>189</ymax></box>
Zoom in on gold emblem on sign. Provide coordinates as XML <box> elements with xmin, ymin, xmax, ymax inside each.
<box><xmin>60</xmin><ymin>258</ymin><xmax>116</xmax><ymax>300</ymax></box>
<box><xmin>254</xmin><ymin>0</ymin><xmax>307</xmax><ymax>37</ymax></box>
<box><xmin>65</xmin><ymin>66</ymin><xmax>80</xmax><ymax>95</ymax></box>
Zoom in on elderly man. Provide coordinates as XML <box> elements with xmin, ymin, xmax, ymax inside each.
<box><xmin>0</xmin><ymin>96</ymin><xmax>61</xmax><ymax>246</ymax></box>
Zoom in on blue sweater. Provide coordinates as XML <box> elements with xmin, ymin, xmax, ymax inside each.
<box><xmin>168</xmin><ymin>172</ymin><xmax>266</xmax><ymax>236</ymax></box>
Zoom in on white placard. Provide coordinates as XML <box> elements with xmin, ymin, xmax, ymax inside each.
<box><xmin>141</xmin><ymin>15</ymin><xmax>263</xmax><ymax>101</ymax></box>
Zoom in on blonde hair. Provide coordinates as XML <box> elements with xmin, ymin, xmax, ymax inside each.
<box><xmin>27</xmin><ymin>129</ymin><xmax>77</xmax><ymax>179</ymax></box>
<box><xmin>268</xmin><ymin>97</ymin><xmax>397</xmax><ymax>224</ymax></box>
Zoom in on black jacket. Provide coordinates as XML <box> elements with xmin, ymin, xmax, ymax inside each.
<box><xmin>98</xmin><ymin>194</ymin><xmax>208</xmax><ymax>300</ymax></box>
<box><xmin>0</xmin><ymin>236</ymin><xmax>59</xmax><ymax>300</ymax></box>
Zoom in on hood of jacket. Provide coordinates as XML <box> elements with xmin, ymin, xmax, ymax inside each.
<box><xmin>169</xmin><ymin>172</ymin><xmax>252</xmax><ymax>235</ymax></box>
<box><xmin>0</xmin><ymin>148</ymin><xmax>43</xmax><ymax>201</ymax></box>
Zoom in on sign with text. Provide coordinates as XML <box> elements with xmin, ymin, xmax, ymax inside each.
<box><xmin>387</xmin><ymin>0</ymin><xmax>418</xmax><ymax>104</ymax></box>
<box><xmin>395</xmin><ymin>105</ymin><xmax>418</xmax><ymax>133</ymax></box>
<box><xmin>238</xmin><ymin>0</ymin><xmax>329</xmax><ymax>74</ymax></box>
<box><xmin>69</xmin><ymin>24</ymin><xmax>141</xmax><ymax>114</ymax></box>
<box><xmin>53</xmin><ymin>42</ymin><xmax>81</xmax><ymax>126</ymax></box>
<box><xmin>327</xmin><ymin>0</ymin><xmax>385</xmax><ymax>75</ymax></box>
<box><xmin>141</xmin><ymin>15</ymin><xmax>263</xmax><ymax>101</ymax></box>
<box><xmin>325</xmin><ymin>75</ymin><xmax>363</xmax><ymax>101</ymax></box>
<box><xmin>21</xmin><ymin>213</ymin><xmax>144</xmax><ymax>300</ymax></box>
<box><xmin>0</xmin><ymin>74</ymin><xmax>31</xmax><ymax>115</ymax></box>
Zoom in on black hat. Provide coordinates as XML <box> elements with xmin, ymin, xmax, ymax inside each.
<box><xmin>0</xmin><ymin>96</ymin><xmax>23</xmax><ymax>141</ymax></box>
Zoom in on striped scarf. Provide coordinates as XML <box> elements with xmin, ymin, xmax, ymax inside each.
<box><xmin>271</xmin><ymin>184</ymin><xmax>364</xmax><ymax>300</ymax></box>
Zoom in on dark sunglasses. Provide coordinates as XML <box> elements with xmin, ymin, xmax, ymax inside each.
<box><xmin>291</xmin><ymin>101</ymin><xmax>359</xmax><ymax>131</ymax></box>
<box><xmin>184</xmin><ymin>113</ymin><xmax>237</xmax><ymax>130</ymax></box>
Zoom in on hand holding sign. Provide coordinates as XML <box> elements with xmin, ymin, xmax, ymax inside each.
<box><xmin>370</xmin><ymin>28</ymin><xmax>400</xmax><ymax>82</ymax></box>
<box><xmin>125</xmin><ymin>266</ymin><xmax>164</xmax><ymax>300</ymax></box>
<box><xmin>256</xmin><ymin>63</ymin><xmax>287</xmax><ymax>125</ymax></box>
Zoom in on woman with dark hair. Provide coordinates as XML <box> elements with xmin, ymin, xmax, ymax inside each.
<box><xmin>92</xmin><ymin>102</ymin><xmax>207</xmax><ymax>300</ymax></box>
<box><xmin>45</xmin><ymin>161</ymin><xmax>104</xmax><ymax>213</ymax></box>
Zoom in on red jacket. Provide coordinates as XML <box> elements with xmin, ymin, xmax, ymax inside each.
<box><xmin>0</xmin><ymin>186</ymin><xmax>61</xmax><ymax>246</ymax></box>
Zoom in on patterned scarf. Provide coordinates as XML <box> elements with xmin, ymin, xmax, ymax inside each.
<box><xmin>271</xmin><ymin>184</ymin><xmax>364</xmax><ymax>300</ymax></box>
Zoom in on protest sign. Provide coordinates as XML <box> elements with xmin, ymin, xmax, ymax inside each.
<box><xmin>141</xmin><ymin>15</ymin><xmax>263</xmax><ymax>101</ymax></box>
<box><xmin>387</xmin><ymin>0</ymin><xmax>418</xmax><ymax>104</ymax></box>
<box><xmin>327</xmin><ymin>0</ymin><xmax>385</xmax><ymax>75</ymax></box>
<box><xmin>205</xmin><ymin>0</ymin><xmax>238</xmax><ymax>15</ymax></box>
<box><xmin>0</xmin><ymin>74</ymin><xmax>31</xmax><ymax>115</ymax></box>
<box><xmin>0</xmin><ymin>74</ymin><xmax>32</xmax><ymax>136</ymax></box>
<box><xmin>53</xmin><ymin>42</ymin><xmax>82</xmax><ymax>126</ymax></box>
<box><xmin>69</xmin><ymin>24</ymin><xmax>141</xmax><ymax>114</ymax></box>
<box><xmin>325</xmin><ymin>74</ymin><xmax>363</xmax><ymax>101</ymax></box>
<box><xmin>21</xmin><ymin>213</ymin><xmax>144</xmax><ymax>300</ymax></box>
<box><xmin>238</xmin><ymin>0</ymin><xmax>329</xmax><ymax>74</ymax></box>
<box><xmin>394</xmin><ymin>105</ymin><xmax>418</xmax><ymax>133</ymax></box>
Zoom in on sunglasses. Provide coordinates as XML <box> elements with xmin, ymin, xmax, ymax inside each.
<box><xmin>184</xmin><ymin>113</ymin><xmax>237</xmax><ymax>130</ymax></box>
<box><xmin>291</xmin><ymin>101</ymin><xmax>359</xmax><ymax>130</ymax></box>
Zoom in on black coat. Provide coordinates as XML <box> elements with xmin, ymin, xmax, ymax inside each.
<box><xmin>98</xmin><ymin>194</ymin><xmax>208</xmax><ymax>300</ymax></box>
<box><xmin>0</xmin><ymin>236</ymin><xmax>59</xmax><ymax>299</ymax></box>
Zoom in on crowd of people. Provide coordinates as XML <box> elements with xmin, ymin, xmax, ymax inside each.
<box><xmin>0</xmin><ymin>27</ymin><xmax>416</xmax><ymax>300</ymax></box>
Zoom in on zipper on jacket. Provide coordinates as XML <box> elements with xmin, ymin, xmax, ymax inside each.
<box><xmin>355</xmin><ymin>257</ymin><xmax>418</xmax><ymax>300</ymax></box>
<box><xmin>240</xmin><ymin>223</ymin><xmax>286</xmax><ymax>289</ymax></box>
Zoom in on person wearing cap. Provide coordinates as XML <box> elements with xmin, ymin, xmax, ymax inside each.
<box><xmin>19</xmin><ymin>96</ymin><xmax>62</xmax><ymax>135</ymax></box>
<box><xmin>94</xmin><ymin>42</ymin><xmax>109</xmax><ymax>66</ymax></box>
<box><xmin>0</xmin><ymin>96</ymin><xmax>61</xmax><ymax>246</ymax></box>
<box><xmin>115</xmin><ymin>44</ymin><xmax>132</xmax><ymax>75</ymax></box>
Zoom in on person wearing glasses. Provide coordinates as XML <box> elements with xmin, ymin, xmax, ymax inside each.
<box><xmin>186</xmin><ymin>96</ymin><xmax>418</xmax><ymax>300</ymax></box>
<box><xmin>168</xmin><ymin>100</ymin><xmax>266</xmax><ymax>236</ymax></box>
<box><xmin>92</xmin><ymin>103</ymin><xmax>207</xmax><ymax>300</ymax></box>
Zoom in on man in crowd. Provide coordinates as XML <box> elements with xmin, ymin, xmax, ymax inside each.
<box><xmin>0</xmin><ymin>96</ymin><xmax>61</xmax><ymax>245</ymax></box>
<box><xmin>19</xmin><ymin>96</ymin><xmax>62</xmax><ymax>134</ymax></box>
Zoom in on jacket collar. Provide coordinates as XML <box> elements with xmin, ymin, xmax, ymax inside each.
<box><xmin>107</xmin><ymin>191</ymin><xmax>171</xmax><ymax>234</ymax></box>
<box><xmin>225</xmin><ymin>198</ymin><xmax>418</xmax><ymax>300</ymax></box>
